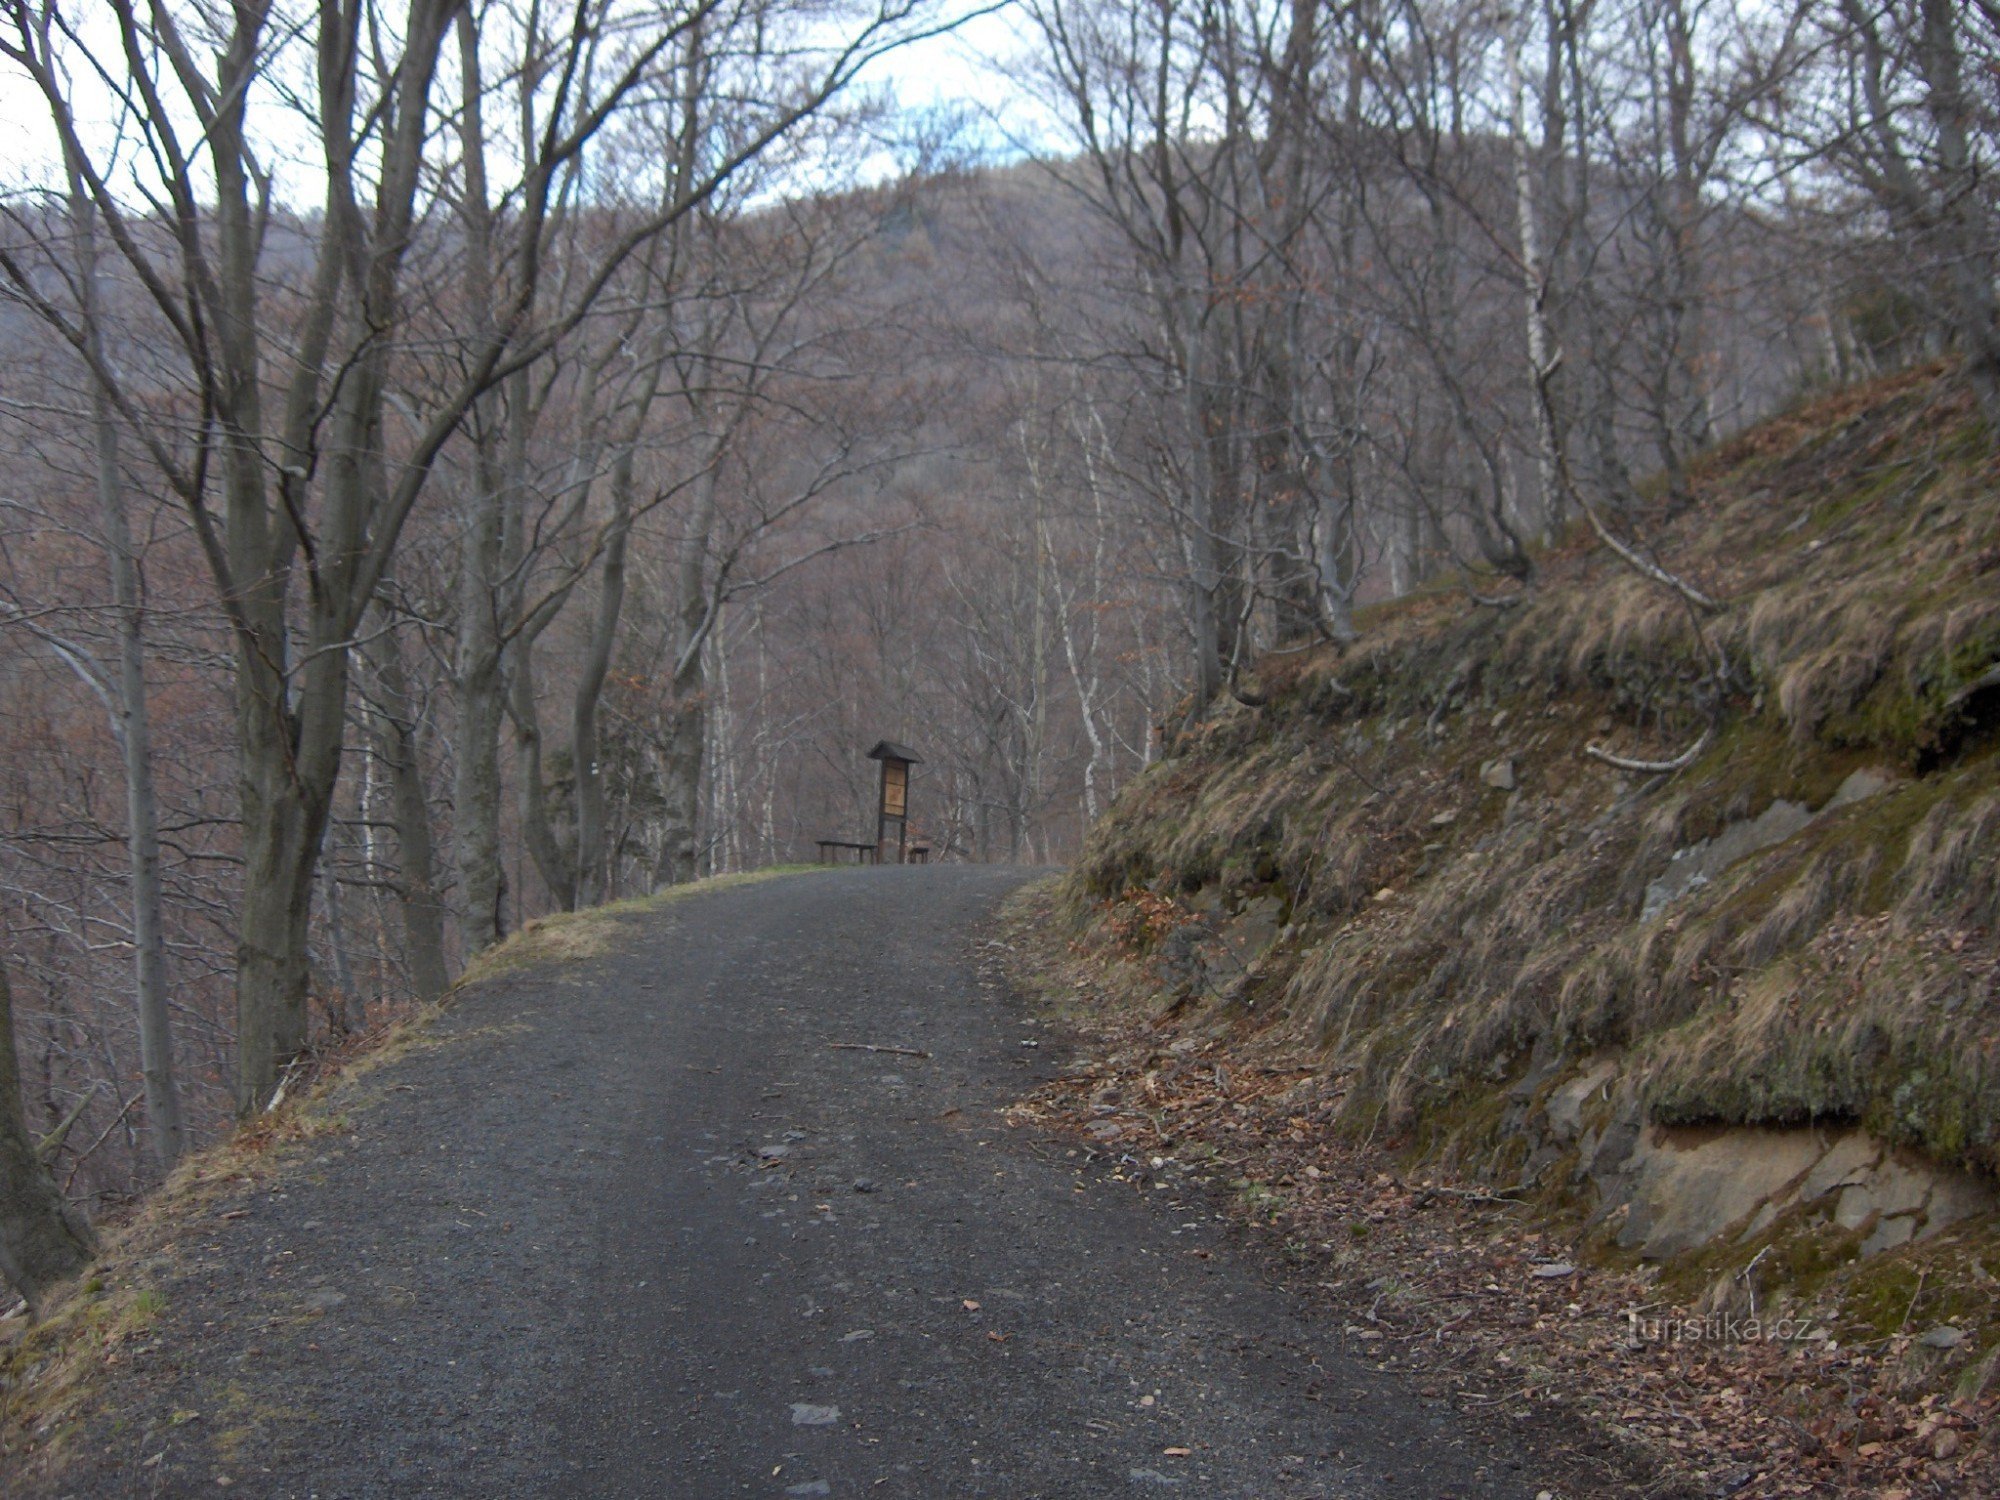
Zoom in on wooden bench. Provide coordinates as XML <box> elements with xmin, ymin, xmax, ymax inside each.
<box><xmin>815</xmin><ymin>839</ymin><xmax>878</xmax><ymax>865</ymax></box>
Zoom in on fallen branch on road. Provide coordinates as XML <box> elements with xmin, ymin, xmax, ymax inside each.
<box><xmin>828</xmin><ymin>1042</ymin><xmax>931</xmax><ymax>1058</ymax></box>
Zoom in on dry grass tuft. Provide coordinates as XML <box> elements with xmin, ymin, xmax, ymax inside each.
<box><xmin>1897</xmin><ymin>791</ymin><xmax>2000</xmax><ymax>934</ymax></box>
<box><xmin>457</xmin><ymin>865</ymin><xmax>823</xmax><ymax>986</ymax></box>
<box><xmin>1735</xmin><ymin>848</ymin><xmax>1860</xmax><ymax>970</ymax></box>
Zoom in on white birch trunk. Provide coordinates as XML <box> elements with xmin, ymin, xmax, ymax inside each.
<box><xmin>1509</xmin><ymin>6</ymin><xmax>1564</xmax><ymax>532</ymax></box>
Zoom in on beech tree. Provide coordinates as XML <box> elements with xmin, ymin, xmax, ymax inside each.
<box><xmin>1</xmin><ymin>0</ymin><xmax>480</xmax><ymax>1114</ymax></box>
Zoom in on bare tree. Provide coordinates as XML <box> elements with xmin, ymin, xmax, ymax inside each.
<box><xmin>3</xmin><ymin>0</ymin><xmax>957</xmax><ymax>1107</ymax></box>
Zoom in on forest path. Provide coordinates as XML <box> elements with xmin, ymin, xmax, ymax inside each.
<box><xmin>43</xmin><ymin>867</ymin><xmax>1569</xmax><ymax>1497</ymax></box>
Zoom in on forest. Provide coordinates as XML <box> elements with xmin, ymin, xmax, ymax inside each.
<box><xmin>0</xmin><ymin>0</ymin><xmax>1992</xmax><ymax>1297</ymax></box>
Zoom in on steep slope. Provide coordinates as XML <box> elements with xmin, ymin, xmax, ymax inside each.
<box><xmin>1049</xmin><ymin>363</ymin><xmax>2000</xmax><ymax>1292</ymax></box>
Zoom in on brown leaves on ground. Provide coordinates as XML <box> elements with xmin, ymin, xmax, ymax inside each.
<box><xmin>1003</xmin><ymin>1003</ymin><xmax>1998</xmax><ymax>1499</ymax></box>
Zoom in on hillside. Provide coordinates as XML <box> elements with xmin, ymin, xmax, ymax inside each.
<box><xmin>1020</xmin><ymin>363</ymin><xmax>2000</xmax><ymax>1490</ymax></box>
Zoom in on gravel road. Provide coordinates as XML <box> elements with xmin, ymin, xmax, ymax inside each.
<box><xmin>32</xmin><ymin>867</ymin><xmax>1573</xmax><ymax>1497</ymax></box>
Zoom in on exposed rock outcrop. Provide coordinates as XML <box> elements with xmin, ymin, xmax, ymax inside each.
<box><xmin>1523</xmin><ymin>1054</ymin><xmax>1996</xmax><ymax>1262</ymax></box>
<box><xmin>1639</xmin><ymin>768</ymin><xmax>1896</xmax><ymax>923</ymax></box>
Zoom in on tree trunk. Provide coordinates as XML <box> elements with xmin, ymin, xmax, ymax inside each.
<box><xmin>655</xmin><ymin>457</ymin><xmax>724</xmax><ymax>887</ymax></box>
<box><xmin>510</xmin><ymin>622</ymin><xmax>578</xmax><ymax>911</ymax></box>
<box><xmin>70</xmin><ymin>182</ymin><xmax>184</xmax><ymax>1173</ymax></box>
<box><xmin>450</xmin><ymin>8</ymin><xmax>509</xmax><ymax>952</ymax></box>
<box><xmin>1509</xmin><ymin>4</ymin><xmax>1564</xmax><ymax>533</ymax></box>
<box><xmin>1660</xmin><ymin>0</ymin><xmax>1714</xmax><ymax>462</ymax></box>
<box><xmin>1314</xmin><ymin>480</ymin><xmax>1358</xmax><ymax>643</ymax></box>
<box><xmin>1552</xmin><ymin>0</ymin><xmax>1627</xmax><ymax>517</ymax></box>
<box><xmin>233</xmin><ymin>708</ymin><xmax>319</xmax><ymax>1112</ymax></box>
<box><xmin>572</xmin><ymin>452</ymin><xmax>634</xmax><ymax>905</ymax></box>
<box><xmin>0</xmin><ymin>959</ymin><xmax>96</xmax><ymax>1312</ymax></box>
<box><xmin>1181</xmin><ymin>377</ymin><xmax>1226</xmax><ymax>721</ymax></box>
<box><xmin>654</xmin><ymin>688</ymin><xmax>707</xmax><ymax>887</ymax></box>
<box><xmin>365</xmin><ymin>615</ymin><xmax>452</xmax><ymax>1002</ymax></box>
<box><xmin>317</xmin><ymin>850</ymin><xmax>357</xmax><ymax>1034</ymax></box>
<box><xmin>710</xmin><ymin>631</ymin><xmax>737</xmax><ymax>873</ymax></box>
<box><xmin>207</xmin><ymin>0</ymin><xmax>306</xmax><ymax>1115</ymax></box>
<box><xmin>454</xmin><ymin>482</ymin><xmax>508</xmax><ymax>953</ymax></box>
<box><xmin>105</xmin><ymin>450</ymin><xmax>185</xmax><ymax>1171</ymax></box>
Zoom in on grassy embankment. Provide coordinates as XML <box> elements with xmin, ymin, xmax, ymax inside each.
<box><xmin>1044</xmin><ymin>365</ymin><xmax>1999</xmax><ymax>1294</ymax></box>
